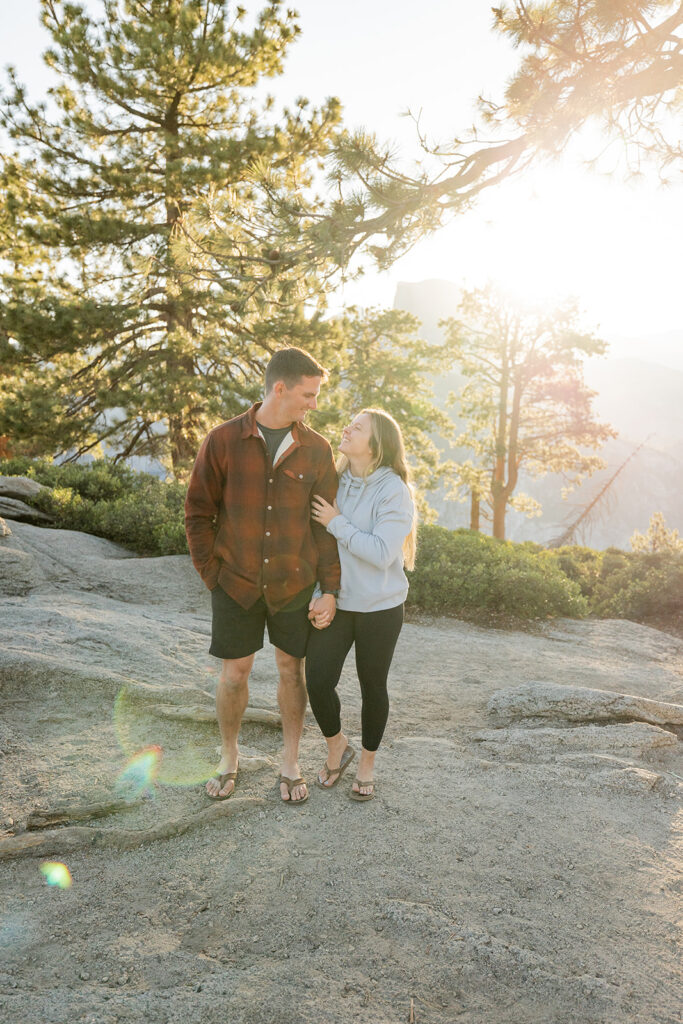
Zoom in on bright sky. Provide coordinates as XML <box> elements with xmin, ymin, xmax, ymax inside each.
<box><xmin>4</xmin><ymin>0</ymin><xmax>682</xmax><ymax>343</ymax></box>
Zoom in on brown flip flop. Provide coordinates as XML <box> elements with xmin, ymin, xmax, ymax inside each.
<box><xmin>279</xmin><ymin>775</ymin><xmax>309</xmax><ymax>805</ymax></box>
<box><xmin>349</xmin><ymin>778</ymin><xmax>375</xmax><ymax>802</ymax></box>
<box><xmin>206</xmin><ymin>768</ymin><xmax>238</xmax><ymax>801</ymax></box>
<box><xmin>315</xmin><ymin>745</ymin><xmax>356</xmax><ymax>790</ymax></box>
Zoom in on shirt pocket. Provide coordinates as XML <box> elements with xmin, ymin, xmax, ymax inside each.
<box><xmin>282</xmin><ymin>468</ymin><xmax>317</xmax><ymax>487</ymax></box>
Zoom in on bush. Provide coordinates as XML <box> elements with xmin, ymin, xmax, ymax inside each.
<box><xmin>0</xmin><ymin>455</ymin><xmax>139</xmax><ymax>500</ymax></box>
<box><xmin>406</xmin><ymin>525</ymin><xmax>587</xmax><ymax>620</ymax></box>
<box><xmin>546</xmin><ymin>545</ymin><xmax>604</xmax><ymax>600</ymax></box>
<box><xmin>3</xmin><ymin>458</ymin><xmax>680</xmax><ymax>627</ymax></box>
<box><xmin>89</xmin><ymin>479</ymin><xmax>188</xmax><ymax>556</ymax></box>
<box><xmin>590</xmin><ymin>551</ymin><xmax>683</xmax><ymax>620</ymax></box>
<box><xmin>508</xmin><ymin>543</ymin><xmax>682</xmax><ymax>623</ymax></box>
<box><xmin>0</xmin><ymin>457</ymin><xmax>188</xmax><ymax>557</ymax></box>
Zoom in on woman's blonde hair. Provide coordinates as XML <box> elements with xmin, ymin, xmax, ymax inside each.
<box><xmin>336</xmin><ymin>408</ymin><xmax>417</xmax><ymax>570</ymax></box>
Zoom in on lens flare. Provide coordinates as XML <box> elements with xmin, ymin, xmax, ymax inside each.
<box><xmin>113</xmin><ymin>686</ymin><xmax>217</xmax><ymax>787</ymax></box>
<box><xmin>39</xmin><ymin>862</ymin><xmax>72</xmax><ymax>889</ymax></box>
<box><xmin>115</xmin><ymin>745</ymin><xmax>163</xmax><ymax>798</ymax></box>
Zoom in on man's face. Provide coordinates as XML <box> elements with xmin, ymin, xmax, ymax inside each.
<box><xmin>278</xmin><ymin>375</ymin><xmax>321</xmax><ymax>421</ymax></box>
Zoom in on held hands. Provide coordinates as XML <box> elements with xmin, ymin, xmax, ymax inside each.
<box><xmin>311</xmin><ymin>494</ymin><xmax>339</xmax><ymax>529</ymax></box>
<box><xmin>308</xmin><ymin>593</ymin><xmax>336</xmax><ymax>630</ymax></box>
<box><xmin>309</xmin><ymin>495</ymin><xmax>339</xmax><ymax>629</ymax></box>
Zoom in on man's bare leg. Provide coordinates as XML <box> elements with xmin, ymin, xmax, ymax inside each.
<box><xmin>205</xmin><ymin>653</ymin><xmax>254</xmax><ymax>798</ymax></box>
<box><xmin>275</xmin><ymin>648</ymin><xmax>308</xmax><ymax>802</ymax></box>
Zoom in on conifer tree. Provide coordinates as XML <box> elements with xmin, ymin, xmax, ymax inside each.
<box><xmin>310</xmin><ymin>307</ymin><xmax>453</xmax><ymax>497</ymax></box>
<box><xmin>443</xmin><ymin>285</ymin><xmax>615</xmax><ymax>540</ymax></box>
<box><xmin>631</xmin><ymin>512</ymin><xmax>683</xmax><ymax>553</ymax></box>
<box><xmin>0</xmin><ymin>0</ymin><xmax>342</xmax><ymax>474</ymax></box>
<box><xmin>286</xmin><ymin>0</ymin><xmax>683</xmax><ymax>271</ymax></box>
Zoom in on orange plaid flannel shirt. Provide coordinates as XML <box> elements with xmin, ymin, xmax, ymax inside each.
<box><xmin>185</xmin><ymin>403</ymin><xmax>341</xmax><ymax>612</ymax></box>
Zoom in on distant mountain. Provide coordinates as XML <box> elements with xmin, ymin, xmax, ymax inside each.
<box><xmin>393</xmin><ymin>280</ymin><xmax>462</xmax><ymax>339</ymax></box>
<box><xmin>583</xmin><ymin>358</ymin><xmax>683</xmax><ymax>449</ymax></box>
<box><xmin>394</xmin><ymin>280</ymin><xmax>683</xmax><ymax>549</ymax></box>
<box><xmin>603</xmin><ymin>330</ymin><xmax>683</xmax><ymax>372</ymax></box>
<box><xmin>395</xmin><ymin>279</ymin><xmax>683</xmax><ymax>372</ymax></box>
<box><xmin>487</xmin><ymin>438</ymin><xmax>683</xmax><ymax>549</ymax></box>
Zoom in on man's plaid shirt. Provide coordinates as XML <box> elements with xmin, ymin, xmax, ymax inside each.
<box><xmin>185</xmin><ymin>403</ymin><xmax>341</xmax><ymax>612</ymax></box>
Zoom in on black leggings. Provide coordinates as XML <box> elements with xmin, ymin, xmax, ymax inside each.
<box><xmin>305</xmin><ymin>604</ymin><xmax>404</xmax><ymax>752</ymax></box>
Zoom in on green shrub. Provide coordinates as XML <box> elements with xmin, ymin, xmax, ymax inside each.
<box><xmin>89</xmin><ymin>479</ymin><xmax>188</xmax><ymax>556</ymax></box>
<box><xmin>590</xmin><ymin>551</ymin><xmax>683</xmax><ymax>620</ymax></box>
<box><xmin>406</xmin><ymin>525</ymin><xmax>587</xmax><ymax>620</ymax></box>
<box><xmin>3</xmin><ymin>458</ymin><xmax>680</xmax><ymax>626</ymax></box>
<box><xmin>0</xmin><ymin>457</ymin><xmax>188</xmax><ymax>557</ymax></box>
<box><xmin>0</xmin><ymin>455</ymin><xmax>140</xmax><ymax>500</ymax></box>
<box><xmin>546</xmin><ymin>545</ymin><xmax>604</xmax><ymax>599</ymax></box>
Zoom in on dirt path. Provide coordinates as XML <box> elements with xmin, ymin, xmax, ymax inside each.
<box><xmin>1</xmin><ymin>522</ymin><xmax>681</xmax><ymax>1023</ymax></box>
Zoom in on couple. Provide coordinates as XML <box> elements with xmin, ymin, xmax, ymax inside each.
<box><xmin>184</xmin><ymin>347</ymin><xmax>415</xmax><ymax>804</ymax></box>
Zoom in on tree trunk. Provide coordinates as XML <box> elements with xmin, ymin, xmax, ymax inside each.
<box><xmin>163</xmin><ymin>91</ymin><xmax>197</xmax><ymax>477</ymax></box>
<box><xmin>169</xmin><ymin>402</ymin><xmax>198</xmax><ymax>475</ymax></box>
<box><xmin>491</xmin><ymin>338</ymin><xmax>510</xmax><ymax>540</ymax></box>
<box><xmin>492</xmin><ymin>492</ymin><xmax>507</xmax><ymax>539</ymax></box>
<box><xmin>470</xmin><ymin>492</ymin><xmax>480</xmax><ymax>531</ymax></box>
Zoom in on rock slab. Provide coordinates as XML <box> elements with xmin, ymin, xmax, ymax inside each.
<box><xmin>488</xmin><ymin>681</ymin><xmax>683</xmax><ymax>728</ymax></box>
<box><xmin>0</xmin><ymin>475</ymin><xmax>48</xmax><ymax>500</ymax></box>
<box><xmin>0</xmin><ymin>496</ymin><xmax>52</xmax><ymax>523</ymax></box>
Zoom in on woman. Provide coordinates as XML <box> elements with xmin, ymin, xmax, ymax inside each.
<box><xmin>306</xmin><ymin>408</ymin><xmax>416</xmax><ymax>801</ymax></box>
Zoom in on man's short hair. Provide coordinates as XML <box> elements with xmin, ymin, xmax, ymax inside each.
<box><xmin>265</xmin><ymin>347</ymin><xmax>328</xmax><ymax>393</ymax></box>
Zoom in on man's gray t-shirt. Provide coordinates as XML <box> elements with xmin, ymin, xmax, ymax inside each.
<box><xmin>257</xmin><ymin>421</ymin><xmax>293</xmax><ymax>465</ymax></box>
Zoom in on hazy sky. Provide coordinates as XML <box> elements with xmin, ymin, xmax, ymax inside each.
<box><xmin>4</xmin><ymin>0</ymin><xmax>682</xmax><ymax>343</ymax></box>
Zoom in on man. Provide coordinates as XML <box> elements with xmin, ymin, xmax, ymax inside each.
<box><xmin>185</xmin><ymin>347</ymin><xmax>340</xmax><ymax>805</ymax></box>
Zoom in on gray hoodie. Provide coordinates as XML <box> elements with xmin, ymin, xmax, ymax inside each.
<box><xmin>325</xmin><ymin>466</ymin><xmax>414</xmax><ymax>613</ymax></box>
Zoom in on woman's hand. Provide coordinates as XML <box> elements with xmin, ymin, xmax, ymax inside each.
<box><xmin>309</xmin><ymin>610</ymin><xmax>330</xmax><ymax>630</ymax></box>
<box><xmin>308</xmin><ymin>593</ymin><xmax>336</xmax><ymax>630</ymax></box>
<box><xmin>311</xmin><ymin>494</ymin><xmax>339</xmax><ymax>528</ymax></box>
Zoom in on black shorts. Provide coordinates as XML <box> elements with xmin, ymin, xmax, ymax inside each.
<box><xmin>209</xmin><ymin>584</ymin><xmax>313</xmax><ymax>660</ymax></box>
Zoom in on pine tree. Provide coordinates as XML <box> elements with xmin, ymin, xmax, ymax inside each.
<box><xmin>443</xmin><ymin>285</ymin><xmax>615</xmax><ymax>540</ymax></box>
<box><xmin>631</xmin><ymin>512</ymin><xmax>683</xmax><ymax>553</ymax></box>
<box><xmin>288</xmin><ymin>1</ymin><xmax>683</xmax><ymax>271</ymax></box>
<box><xmin>489</xmin><ymin>0</ymin><xmax>682</xmax><ymax>171</ymax></box>
<box><xmin>310</xmin><ymin>307</ymin><xmax>453</xmax><ymax>498</ymax></box>
<box><xmin>0</xmin><ymin>0</ymin><xmax>342</xmax><ymax>474</ymax></box>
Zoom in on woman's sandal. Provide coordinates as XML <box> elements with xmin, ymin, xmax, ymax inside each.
<box><xmin>279</xmin><ymin>775</ymin><xmax>309</xmax><ymax>805</ymax></box>
<box><xmin>349</xmin><ymin>778</ymin><xmax>375</xmax><ymax>802</ymax></box>
<box><xmin>315</xmin><ymin>745</ymin><xmax>356</xmax><ymax>790</ymax></box>
<box><xmin>206</xmin><ymin>767</ymin><xmax>238</xmax><ymax>801</ymax></box>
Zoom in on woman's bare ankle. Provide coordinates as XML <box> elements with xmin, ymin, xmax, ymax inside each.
<box><xmin>326</xmin><ymin>731</ymin><xmax>347</xmax><ymax>759</ymax></box>
<box><xmin>356</xmin><ymin>749</ymin><xmax>376</xmax><ymax>779</ymax></box>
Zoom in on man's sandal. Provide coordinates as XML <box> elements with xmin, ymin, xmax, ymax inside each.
<box><xmin>315</xmin><ymin>745</ymin><xmax>356</xmax><ymax>790</ymax></box>
<box><xmin>206</xmin><ymin>768</ymin><xmax>238</xmax><ymax>801</ymax></box>
<box><xmin>349</xmin><ymin>778</ymin><xmax>375</xmax><ymax>802</ymax></box>
<box><xmin>279</xmin><ymin>775</ymin><xmax>309</xmax><ymax>805</ymax></box>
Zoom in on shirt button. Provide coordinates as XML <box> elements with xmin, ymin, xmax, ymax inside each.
<box><xmin>264</xmin><ymin>558</ymin><xmax>269</xmax><ymax>563</ymax></box>
<box><xmin>269</xmin><ymin>478</ymin><xmax>273</xmax><ymax>483</ymax></box>
<box><xmin>263</xmin><ymin>584</ymin><xmax>268</xmax><ymax>589</ymax></box>
<box><xmin>267</xmin><ymin>505</ymin><xmax>272</xmax><ymax>510</ymax></box>
<box><xmin>265</xmin><ymin>531</ymin><xmax>271</xmax><ymax>537</ymax></box>
<box><xmin>298</xmin><ymin>474</ymin><xmax>303</xmax><ymax>479</ymax></box>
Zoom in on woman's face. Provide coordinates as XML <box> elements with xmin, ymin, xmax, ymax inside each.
<box><xmin>338</xmin><ymin>412</ymin><xmax>373</xmax><ymax>461</ymax></box>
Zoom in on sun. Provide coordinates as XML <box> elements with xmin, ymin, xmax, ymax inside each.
<box><xmin>353</xmin><ymin>151</ymin><xmax>683</xmax><ymax>339</ymax></box>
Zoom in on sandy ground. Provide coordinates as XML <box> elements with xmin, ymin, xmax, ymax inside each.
<box><xmin>1</xmin><ymin>521</ymin><xmax>682</xmax><ymax>1024</ymax></box>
